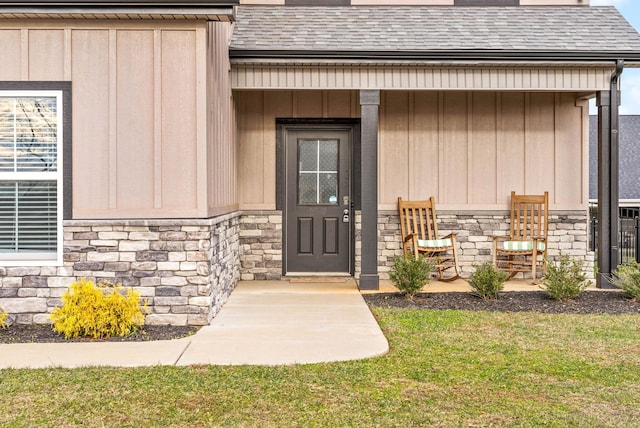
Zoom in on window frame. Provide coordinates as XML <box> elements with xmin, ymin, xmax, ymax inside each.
<box><xmin>0</xmin><ymin>89</ymin><xmax>64</xmax><ymax>266</ymax></box>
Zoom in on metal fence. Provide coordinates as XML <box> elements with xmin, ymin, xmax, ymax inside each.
<box><xmin>590</xmin><ymin>205</ymin><xmax>640</xmax><ymax>265</ymax></box>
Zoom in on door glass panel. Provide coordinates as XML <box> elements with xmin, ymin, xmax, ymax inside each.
<box><xmin>297</xmin><ymin>139</ymin><xmax>338</xmax><ymax>205</ymax></box>
<box><xmin>298</xmin><ymin>173</ymin><xmax>316</xmax><ymax>204</ymax></box>
<box><xmin>319</xmin><ymin>173</ymin><xmax>337</xmax><ymax>204</ymax></box>
<box><xmin>298</xmin><ymin>140</ymin><xmax>318</xmax><ymax>171</ymax></box>
<box><xmin>319</xmin><ymin>142</ymin><xmax>337</xmax><ymax>171</ymax></box>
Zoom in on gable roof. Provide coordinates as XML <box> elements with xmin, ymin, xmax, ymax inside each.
<box><xmin>590</xmin><ymin>115</ymin><xmax>640</xmax><ymax>201</ymax></box>
<box><xmin>0</xmin><ymin>0</ymin><xmax>237</xmax><ymax>20</ymax></box>
<box><xmin>230</xmin><ymin>6</ymin><xmax>640</xmax><ymax>61</ymax></box>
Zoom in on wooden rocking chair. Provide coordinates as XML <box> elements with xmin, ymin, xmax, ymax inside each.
<box><xmin>398</xmin><ymin>197</ymin><xmax>461</xmax><ymax>282</ymax></box>
<box><xmin>492</xmin><ymin>191</ymin><xmax>549</xmax><ymax>280</ymax></box>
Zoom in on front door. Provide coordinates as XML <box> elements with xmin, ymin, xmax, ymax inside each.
<box><xmin>285</xmin><ymin>128</ymin><xmax>352</xmax><ymax>274</ymax></box>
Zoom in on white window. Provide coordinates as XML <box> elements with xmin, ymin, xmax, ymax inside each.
<box><xmin>0</xmin><ymin>91</ymin><xmax>63</xmax><ymax>265</ymax></box>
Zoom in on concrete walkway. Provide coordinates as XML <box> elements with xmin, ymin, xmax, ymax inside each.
<box><xmin>0</xmin><ymin>280</ymin><xmax>389</xmax><ymax>369</ymax></box>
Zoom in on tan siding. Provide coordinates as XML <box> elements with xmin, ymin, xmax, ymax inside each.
<box><xmin>236</xmin><ymin>90</ymin><xmax>588</xmax><ymax>211</ymax></box>
<box><xmin>295</xmin><ymin>91</ymin><xmax>324</xmax><ymax>118</ymax></box>
<box><xmin>379</xmin><ymin>91</ymin><xmax>410</xmax><ymax>206</ymax></box>
<box><xmin>232</xmin><ymin>64</ymin><xmax>613</xmax><ymax>92</ymax></box>
<box><xmin>554</xmin><ymin>93</ymin><xmax>585</xmax><ymax>206</ymax></box>
<box><xmin>237</xmin><ymin>91</ymin><xmax>266</xmax><ymax>208</ymax></box>
<box><xmin>410</xmin><ymin>92</ymin><xmax>439</xmax><ymax>200</ymax></box>
<box><xmin>525</xmin><ymin>93</ymin><xmax>556</xmax><ymax>195</ymax></box>
<box><xmin>71</xmin><ymin>30</ymin><xmax>110</xmax><ymax>211</ymax></box>
<box><xmin>236</xmin><ymin>90</ymin><xmax>359</xmax><ymax>209</ymax></box>
<box><xmin>0</xmin><ymin>30</ymin><xmax>22</xmax><ymax>79</ymax></box>
<box><xmin>440</xmin><ymin>92</ymin><xmax>468</xmax><ymax>204</ymax></box>
<box><xmin>116</xmin><ymin>30</ymin><xmax>155</xmax><ymax>210</ymax></box>
<box><xmin>470</xmin><ymin>92</ymin><xmax>497</xmax><ymax>204</ymax></box>
<box><xmin>161</xmin><ymin>30</ymin><xmax>198</xmax><ymax>210</ymax></box>
<box><xmin>28</xmin><ymin>30</ymin><xmax>65</xmax><ymax>80</ymax></box>
<box><xmin>0</xmin><ymin>21</ymin><xmax>210</xmax><ymax>218</ymax></box>
<box><xmin>207</xmin><ymin>22</ymin><xmax>237</xmax><ymax>216</ymax></box>
<box><xmin>326</xmin><ymin>91</ymin><xmax>353</xmax><ymax>118</ymax></box>
<box><xmin>497</xmin><ymin>93</ymin><xmax>526</xmax><ymax>203</ymax></box>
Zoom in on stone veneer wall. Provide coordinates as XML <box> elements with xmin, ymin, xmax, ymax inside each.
<box><xmin>0</xmin><ymin>213</ymin><xmax>240</xmax><ymax>326</ymax></box>
<box><xmin>374</xmin><ymin>210</ymin><xmax>594</xmax><ymax>279</ymax></box>
<box><xmin>238</xmin><ymin>210</ymin><xmax>594</xmax><ymax>282</ymax></box>
<box><xmin>239</xmin><ymin>211</ymin><xmax>283</xmax><ymax>280</ymax></box>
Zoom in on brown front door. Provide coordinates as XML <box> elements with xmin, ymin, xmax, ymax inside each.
<box><xmin>285</xmin><ymin>128</ymin><xmax>351</xmax><ymax>274</ymax></box>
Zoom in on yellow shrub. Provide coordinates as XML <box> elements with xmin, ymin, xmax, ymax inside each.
<box><xmin>0</xmin><ymin>309</ymin><xmax>8</xmax><ymax>329</ymax></box>
<box><xmin>50</xmin><ymin>278</ymin><xmax>147</xmax><ymax>339</ymax></box>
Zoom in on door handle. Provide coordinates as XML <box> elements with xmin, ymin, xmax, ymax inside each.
<box><xmin>342</xmin><ymin>209</ymin><xmax>349</xmax><ymax>223</ymax></box>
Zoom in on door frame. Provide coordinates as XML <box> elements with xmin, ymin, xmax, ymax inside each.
<box><xmin>276</xmin><ymin>119</ymin><xmax>361</xmax><ymax>277</ymax></box>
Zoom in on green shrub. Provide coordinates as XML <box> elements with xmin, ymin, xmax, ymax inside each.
<box><xmin>389</xmin><ymin>254</ymin><xmax>435</xmax><ymax>299</ymax></box>
<box><xmin>612</xmin><ymin>260</ymin><xmax>640</xmax><ymax>299</ymax></box>
<box><xmin>468</xmin><ymin>262</ymin><xmax>508</xmax><ymax>299</ymax></box>
<box><xmin>0</xmin><ymin>308</ymin><xmax>8</xmax><ymax>329</ymax></box>
<box><xmin>50</xmin><ymin>278</ymin><xmax>147</xmax><ymax>339</ymax></box>
<box><xmin>540</xmin><ymin>254</ymin><xmax>591</xmax><ymax>301</ymax></box>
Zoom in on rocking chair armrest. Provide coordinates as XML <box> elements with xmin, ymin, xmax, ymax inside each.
<box><xmin>439</xmin><ymin>232</ymin><xmax>457</xmax><ymax>241</ymax></box>
<box><xmin>403</xmin><ymin>233</ymin><xmax>417</xmax><ymax>244</ymax></box>
<box><xmin>492</xmin><ymin>235</ymin><xmax>509</xmax><ymax>243</ymax></box>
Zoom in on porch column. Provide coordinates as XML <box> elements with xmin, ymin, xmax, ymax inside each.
<box><xmin>596</xmin><ymin>60</ymin><xmax>623</xmax><ymax>288</ymax></box>
<box><xmin>359</xmin><ymin>90</ymin><xmax>380</xmax><ymax>290</ymax></box>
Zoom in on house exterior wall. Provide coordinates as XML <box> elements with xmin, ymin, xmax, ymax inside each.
<box><xmin>0</xmin><ymin>215</ymin><xmax>241</xmax><ymax>325</ymax></box>
<box><xmin>238</xmin><ymin>209</ymin><xmax>593</xmax><ymax>280</ymax></box>
<box><xmin>0</xmin><ymin>19</ymin><xmax>218</xmax><ymax>219</ymax></box>
<box><xmin>236</xmin><ymin>90</ymin><xmax>360</xmax><ymax>209</ymax></box>
<box><xmin>0</xmin><ymin>19</ymin><xmax>240</xmax><ymax>325</ymax></box>
<box><xmin>235</xmin><ymin>89</ymin><xmax>592</xmax><ymax>279</ymax></box>
<box><xmin>208</xmin><ymin>21</ymin><xmax>238</xmax><ymax>217</ymax></box>
<box><xmin>375</xmin><ymin>210</ymin><xmax>594</xmax><ymax>280</ymax></box>
<box><xmin>379</xmin><ymin>91</ymin><xmax>589</xmax><ymax>210</ymax></box>
<box><xmin>236</xmin><ymin>90</ymin><xmax>590</xmax><ymax>211</ymax></box>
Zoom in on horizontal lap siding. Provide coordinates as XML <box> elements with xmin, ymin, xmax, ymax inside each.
<box><xmin>0</xmin><ymin>22</ymin><xmax>209</xmax><ymax>219</ymax></box>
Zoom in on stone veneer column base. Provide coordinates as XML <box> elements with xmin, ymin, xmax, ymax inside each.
<box><xmin>0</xmin><ymin>213</ymin><xmax>241</xmax><ymax>326</ymax></box>
<box><xmin>239</xmin><ymin>211</ymin><xmax>283</xmax><ymax>280</ymax></box>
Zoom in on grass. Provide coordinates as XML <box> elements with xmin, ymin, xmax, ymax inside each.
<box><xmin>2</xmin><ymin>309</ymin><xmax>640</xmax><ymax>427</ymax></box>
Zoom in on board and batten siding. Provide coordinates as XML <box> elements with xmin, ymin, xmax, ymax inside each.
<box><xmin>236</xmin><ymin>90</ymin><xmax>588</xmax><ymax>211</ymax></box>
<box><xmin>0</xmin><ymin>20</ymin><xmax>236</xmax><ymax>219</ymax></box>
<box><xmin>236</xmin><ymin>90</ymin><xmax>360</xmax><ymax>209</ymax></box>
<box><xmin>207</xmin><ymin>21</ymin><xmax>238</xmax><ymax>217</ymax></box>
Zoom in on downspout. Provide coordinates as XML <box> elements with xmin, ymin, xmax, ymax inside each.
<box><xmin>609</xmin><ymin>59</ymin><xmax>624</xmax><ymax>272</ymax></box>
<box><xmin>597</xmin><ymin>59</ymin><xmax>623</xmax><ymax>288</ymax></box>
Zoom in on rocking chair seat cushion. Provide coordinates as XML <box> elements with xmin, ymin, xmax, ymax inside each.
<box><xmin>417</xmin><ymin>238</ymin><xmax>452</xmax><ymax>248</ymax></box>
<box><xmin>502</xmin><ymin>240</ymin><xmax>546</xmax><ymax>251</ymax></box>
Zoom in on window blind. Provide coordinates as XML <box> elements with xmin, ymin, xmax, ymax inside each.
<box><xmin>0</xmin><ymin>94</ymin><xmax>61</xmax><ymax>261</ymax></box>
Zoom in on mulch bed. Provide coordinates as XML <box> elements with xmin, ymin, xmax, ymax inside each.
<box><xmin>3</xmin><ymin>291</ymin><xmax>639</xmax><ymax>344</ymax></box>
<box><xmin>0</xmin><ymin>325</ymin><xmax>200</xmax><ymax>344</ymax></box>
<box><xmin>364</xmin><ymin>290</ymin><xmax>640</xmax><ymax>315</ymax></box>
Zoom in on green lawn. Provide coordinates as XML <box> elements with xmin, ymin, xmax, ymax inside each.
<box><xmin>2</xmin><ymin>309</ymin><xmax>640</xmax><ymax>427</ymax></box>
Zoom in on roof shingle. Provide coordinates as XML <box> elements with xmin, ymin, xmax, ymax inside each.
<box><xmin>230</xmin><ymin>6</ymin><xmax>640</xmax><ymax>54</ymax></box>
